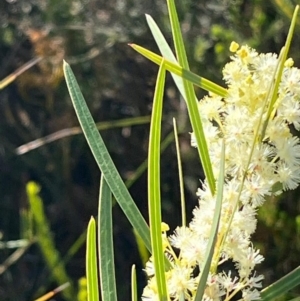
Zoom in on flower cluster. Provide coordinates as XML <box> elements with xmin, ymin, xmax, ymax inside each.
<box><xmin>142</xmin><ymin>42</ymin><xmax>300</xmax><ymax>301</ymax></box>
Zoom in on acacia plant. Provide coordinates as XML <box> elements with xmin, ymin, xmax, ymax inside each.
<box><xmin>64</xmin><ymin>1</ymin><xmax>300</xmax><ymax>300</ymax></box>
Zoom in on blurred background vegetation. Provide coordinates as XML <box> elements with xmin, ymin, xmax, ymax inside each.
<box><xmin>0</xmin><ymin>0</ymin><xmax>300</xmax><ymax>300</ymax></box>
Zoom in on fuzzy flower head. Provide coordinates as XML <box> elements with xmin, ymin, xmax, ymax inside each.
<box><xmin>143</xmin><ymin>42</ymin><xmax>300</xmax><ymax>301</ymax></box>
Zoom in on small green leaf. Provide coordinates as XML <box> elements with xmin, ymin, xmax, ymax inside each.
<box><xmin>86</xmin><ymin>217</ymin><xmax>99</xmax><ymax>301</ymax></box>
<box><xmin>131</xmin><ymin>265</ymin><xmax>138</xmax><ymax>301</ymax></box>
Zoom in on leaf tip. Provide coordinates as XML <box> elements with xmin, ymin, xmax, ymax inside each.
<box><xmin>63</xmin><ymin>60</ymin><xmax>69</xmax><ymax>72</ymax></box>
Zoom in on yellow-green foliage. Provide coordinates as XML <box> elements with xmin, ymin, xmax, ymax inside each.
<box><xmin>26</xmin><ymin>181</ymin><xmax>75</xmax><ymax>300</ymax></box>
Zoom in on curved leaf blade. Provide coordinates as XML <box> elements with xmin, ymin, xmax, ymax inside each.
<box><xmin>148</xmin><ymin>60</ymin><xmax>168</xmax><ymax>300</ymax></box>
<box><xmin>63</xmin><ymin>61</ymin><xmax>151</xmax><ymax>252</ymax></box>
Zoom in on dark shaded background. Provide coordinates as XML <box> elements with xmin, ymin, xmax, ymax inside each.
<box><xmin>0</xmin><ymin>0</ymin><xmax>300</xmax><ymax>300</ymax></box>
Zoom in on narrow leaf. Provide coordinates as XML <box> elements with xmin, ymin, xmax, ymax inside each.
<box><xmin>194</xmin><ymin>140</ymin><xmax>225</xmax><ymax>301</ymax></box>
<box><xmin>129</xmin><ymin>43</ymin><xmax>227</xmax><ymax>97</ymax></box>
<box><xmin>148</xmin><ymin>60</ymin><xmax>168</xmax><ymax>300</ymax></box>
<box><xmin>261</xmin><ymin>5</ymin><xmax>299</xmax><ymax>137</ymax></box>
<box><xmin>131</xmin><ymin>265</ymin><xmax>138</xmax><ymax>301</ymax></box>
<box><xmin>26</xmin><ymin>181</ymin><xmax>74</xmax><ymax>300</ymax></box>
<box><xmin>166</xmin><ymin>0</ymin><xmax>215</xmax><ymax>195</ymax></box>
<box><xmin>98</xmin><ymin>174</ymin><xmax>118</xmax><ymax>301</ymax></box>
<box><xmin>166</xmin><ymin>0</ymin><xmax>190</xmax><ymax>69</ymax></box>
<box><xmin>63</xmin><ymin>61</ymin><xmax>151</xmax><ymax>252</ymax></box>
<box><xmin>173</xmin><ymin>118</ymin><xmax>186</xmax><ymax>227</ymax></box>
<box><xmin>261</xmin><ymin>266</ymin><xmax>300</xmax><ymax>301</ymax></box>
<box><xmin>86</xmin><ymin>217</ymin><xmax>99</xmax><ymax>301</ymax></box>
<box><xmin>145</xmin><ymin>14</ymin><xmax>186</xmax><ymax>99</ymax></box>
<box><xmin>135</xmin><ymin>44</ymin><xmax>219</xmax><ymax>194</ymax></box>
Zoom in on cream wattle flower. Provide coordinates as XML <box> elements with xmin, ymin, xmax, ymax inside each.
<box><xmin>142</xmin><ymin>42</ymin><xmax>300</xmax><ymax>301</ymax></box>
